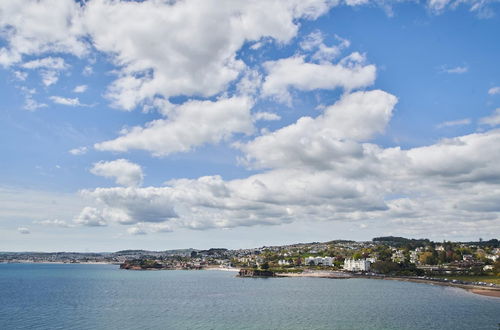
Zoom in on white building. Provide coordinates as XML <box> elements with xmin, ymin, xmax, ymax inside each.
<box><xmin>343</xmin><ymin>258</ymin><xmax>372</xmax><ymax>272</ymax></box>
<box><xmin>486</xmin><ymin>254</ymin><xmax>498</xmax><ymax>262</ymax></box>
<box><xmin>278</xmin><ymin>259</ymin><xmax>291</xmax><ymax>266</ymax></box>
<box><xmin>305</xmin><ymin>256</ymin><xmax>333</xmax><ymax>266</ymax></box>
<box><xmin>410</xmin><ymin>250</ymin><xmax>420</xmax><ymax>264</ymax></box>
<box><xmin>391</xmin><ymin>250</ymin><xmax>405</xmax><ymax>263</ymax></box>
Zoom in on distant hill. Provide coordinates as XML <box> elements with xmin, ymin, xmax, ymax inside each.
<box><xmin>372</xmin><ymin>236</ymin><xmax>430</xmax><ymax>248</ymax></box>
<box><xmin>459</xmin><ymin>239</ymin><xmax>499</xmax><ymax>248</ymax></box>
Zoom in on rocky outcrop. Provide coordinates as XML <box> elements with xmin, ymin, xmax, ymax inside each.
<box><xmin>238</xmin><ymin>268</ymin><xmax>276</xmax><ymax>277</ymax></box>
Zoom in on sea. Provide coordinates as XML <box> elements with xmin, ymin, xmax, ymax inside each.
<box><xmin>0</xmin><ymin>263</ymin><xmax>498</xmax><ymax>330</ymax></box>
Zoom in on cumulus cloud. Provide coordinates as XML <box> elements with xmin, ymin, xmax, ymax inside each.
<box><xmin>79</xmin><ymin>90</ymin><xmax>399</xmax><ymax>230</ymax></box>
<box><xmin>77</xmin><ymin>88</ymin><xmax>500</xmax><ymax>237</ymax></box>
<box><xmin>78</xmin><ymin>186</ymin><xmax>178</xmax><ymax>226</ymax></box>
<box><xmin>262</xmin><ymin>54</ymin><xmax>376</xmax><ymax>104</ymax></box>
<box><xmin>405</xmin><ymin>130</ymin><xmax>500</xmax><ymax>183</ymax></box>
<box><xmin>74</xmin><ymin>206</ymin><xmax>107</xmax><ymax>227</ymax></box>
<box><xmin>90</xmin><ymin>159</ymin><xmax>144</xmax><ymax>187</ymax></box>
<box><xmin>2</xmin><ymin>0</ymin><xmax>499</xmax><ymax>239</ymax></box>
<box><xmin>0</xmin><ymin>0</ymin><xmax>87</xmax><ymax>66</ymax></box>
<box><xmin>82</xmin><ymin>0</ymin><xmax>335</xmax><ymax>110</ymax></box>
<box><xmin>95</xmin><ymin>96</ymin><xmax>254</xmax><ymax>156</ymax></box>
<box><xmin>479</xmin><ymin>108</ymin><xmax>500</xmax><ymax>126</ymax></box>
<box><xmin>239</xmin><ymin>90</ymin><xmax>397</xmax><ymax>169</ymax></box>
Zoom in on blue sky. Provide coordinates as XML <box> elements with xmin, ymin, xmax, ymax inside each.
<box><xmin>1</xmin><ymin>0</ymin><xmax>500</xmax><ymax>251</ymax></box>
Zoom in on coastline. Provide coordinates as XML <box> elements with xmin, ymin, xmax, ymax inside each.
<box><xmin>275</xmin><ymin>271</ymin><xmax>500</xmax><ymax>298</ymax></box>
<box><xmin>3</xmin><ymin>262</ymin><xmax>499</xmax><ymax>298</ymax></box>
<box><xmin>365</xmin><ymin>275</ymin><xmax>500</xmax><ymax>298</ymax></box>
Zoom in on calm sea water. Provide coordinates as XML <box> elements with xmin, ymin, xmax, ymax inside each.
<box><xmin>0</xmin><ymin>263</ymin><xmax>498</xmax><ymax>330</ymax></box>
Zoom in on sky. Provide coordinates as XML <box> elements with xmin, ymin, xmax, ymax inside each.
<box><xmin>1</xmin><ymin>0</ymin><xmax>500</xmax><ymax>252</ymax></box>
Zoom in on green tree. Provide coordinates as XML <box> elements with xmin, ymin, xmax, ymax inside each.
<box><xmin>371</xmin><ymin>261</ymin><xmax>400</xmax><ymax>274</ymax></box>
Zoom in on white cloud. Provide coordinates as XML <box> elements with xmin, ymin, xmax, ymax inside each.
<box><xmin>253</xmin><ymin>112</ymin><xmax>281</xmax><ymax>121</ymax></box>
<box><xmin>80</xmin><ymin>90</ymin><xmax>399</xmax><ymax>231</ymax></box>
<box><xmin>262</xmin><ymin>54</ymin><xmax>376</xmax><ymax>104</ymax></box>
<box><xmin>488</xmin><ymin>86</ymin><xmax>500</xmax><ymax>95</ymax></box>
<box><xmin>239</xmin><ymin>90</ymin><xmax>397</xmax><ymax>170</ymax></box>
<box><xmin>74</xmin><ymin>206</ymin><xmax>107</xmax><ymax>227</ymax></box>
<box><xmin>21</xmin><ymin>57</ymin><xmax>67</xmax><ymax>70</ymax></box>
<box><xmin>300</xmin><ymin>30</ymin><xmax>325</xmax><ymax>51</ymax></box>
<box><xmin>0</xmin><ymin>0</ymin><xmax>87</xmax><ymax>66</ymax></box>
<box><xmin>90</xmin><ymin>159</ymin><xmax>144</xmax><ymax>187</ymax></box>
<box><xmin>69</xmin><ymin>146</ymin><xmax>88</xmax><ymax>155</ymax></box>
<box><xmin>18</xmin><ymin>227</ymin><xmax>30</xmax><ymax>234</ymax></box>
<box><xmin>73</xmin><ymin>85</ymin><xmax>88</xmax><ymax>93</ymax></box>
<box><xmin>441</xmin><ymin>65</ymin><xmax>468</xmax><ymax>74</ymax></box>
<box><xmin>236</xmin><ymin>69</ymin><xmax>263</xmax><ymax>96</ymax></box>
<box><xmin>79</xmin><ymin>127</ymin><xmax>500</xmax><ymax>237</ymax></box>
<box><xmin>76</xmin><ymin>86</ymin><xmax>500</xmax><ymax>237</ymax></box>
<box><xmin>2</xmin><ymin>0</ymin><xmax>500</xmax><ymax>239</ymax></box>
<box><xmin>300</xmin><ymin>30</ymin><xmax>351</xmax><ymax>63</ymax></box>
<box><xmin>41</xmin><ymin>70</ymin><xmax>59</xmax><ymax>86</ymax></box>
<box><xmin>427</xmin><ymin>0</ymin><xmax>498</xmax><ymax>17</ymax></box>
<box><xmin>95</xmin><ymin>96</ymin><xmax>254</xmax><ymax>156</ymax></box>
<box><xmin>436</xmin><ymin>118</ymin><xmax>471</xmax><ymax>128</ymax></box>
<box><xmin>79</xmin><ymin>186</ymin><xmax>178</xmax><ymax>225</ymax></box>
<box><xmin>20</xmin><ymin>57</ymin><xmax>68</xmax><ymax>86</ymax></box>
<box><xmin>82</xmin><ymin>0</ymin><xmax>335</xmax><ymax>110</ymax></box>
<box><xmin>479</xmin><ymin>108</ymin><xmax>500</xmax><ymax>126</ymax></box>
<box><xmin>50</xmin><ymin>96</ymin><xmax>83</xmax><ymax>106</ymax></box>
<box><xmin>428</xmin><ymin>0</ymin><xmax>452</xmax><ymax>13</ymax></box>
<box><xmin>34</xmin><ymin>219</ymin><xmax>71</xmax><ymax>228</ymax></box>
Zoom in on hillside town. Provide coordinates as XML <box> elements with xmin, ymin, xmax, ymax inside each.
<box><xmin>2</xmin><ymin>237</ymin><xmax>499</xmax><ymax>280</ymax></box>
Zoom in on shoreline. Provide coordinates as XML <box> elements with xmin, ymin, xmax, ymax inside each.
<box><xmin>3</xmin><ymin>262</ymin><xmax>498</xmax><ymax>297</ymax></box>
<box><xmin>275</xmin><ymin>271</ymin><xmax>500</xmax><ymax>298</ymax></box>
<box><xmin>363</xmin><ymin>275</ymin><xmax>500</xmax><ymax>298</ymax></box>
